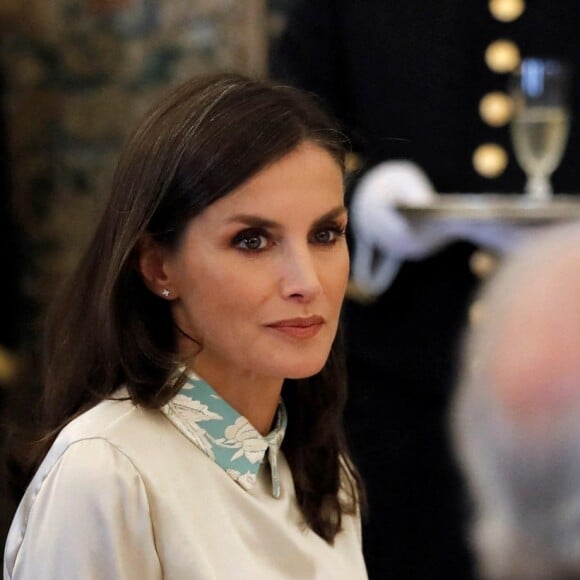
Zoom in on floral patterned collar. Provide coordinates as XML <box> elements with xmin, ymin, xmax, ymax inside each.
<box><xmin>161</xmin><ymin>371</ymin><xmax>287</xmax><ymax>498</ymax></box>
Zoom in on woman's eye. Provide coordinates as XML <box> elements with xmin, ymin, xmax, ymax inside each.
<box><xmin>312</xmin><ymin>226</ymin><xmax>345</xmax><ymax>245</ymax></box>
<box><xmin>233</xmin><ymin>231</ymin><xmax>269</xmax><ymax>251</ymax></box>
<box><xmin>314</xmin><ymin>230</ymin><xmax>334</xmax><ymax>243</ymax></box>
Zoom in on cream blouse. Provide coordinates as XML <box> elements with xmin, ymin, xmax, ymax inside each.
<box><xmin>3</xmin><ymin>373</ymin><xmax>367</xmax><ymax>579</ymax></box>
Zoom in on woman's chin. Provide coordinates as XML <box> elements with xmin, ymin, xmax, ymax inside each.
<box><xmin>282</xmin><ymin>359</ymin><xmax>328</xmax><ymax>380</ymax></box>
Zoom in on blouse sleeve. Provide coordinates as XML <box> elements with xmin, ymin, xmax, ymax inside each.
<box><xmin>8</xmin><ymin>438</ymin><xmax>162</xmax><ymax>580</ymax></box>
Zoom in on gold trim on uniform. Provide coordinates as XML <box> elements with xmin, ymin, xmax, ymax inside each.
<box><xmin>485</xmin><ymin>39</ymin><xmax>521</xmax><ymax>73</ymax></box>
<box><xmin>472</xmin><ymin>143</ymin><xmax>509</xmax><ymax>178</ymax></box>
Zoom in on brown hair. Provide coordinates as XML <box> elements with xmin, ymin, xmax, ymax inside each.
<box><xmin>16</xmin><ymin>73</ymin><xmax>364</xmax><ymax>542</ymax></box>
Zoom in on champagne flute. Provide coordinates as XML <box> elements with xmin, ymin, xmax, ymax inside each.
<box><xmin>509</xmin><ymin>58</ymin><xmax>571</xmax><ymax>200</ymax></box>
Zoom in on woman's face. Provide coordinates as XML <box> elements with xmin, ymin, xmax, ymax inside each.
<box><xmin>163</xmin><ymin>141</ymin><xmax>348</xmax><ymax>387</ymax></box>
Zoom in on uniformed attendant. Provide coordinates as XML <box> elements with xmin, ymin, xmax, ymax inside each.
<box><xmin>270</xmin><ymin>2</ymin><xmax>580</xmax><ymax>579</ymax></box>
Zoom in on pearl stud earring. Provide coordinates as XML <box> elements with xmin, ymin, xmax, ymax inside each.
<box><xmin>161</xmin><ymin>289</ymin><xmax>171</xmax><ymax>298</ymax></box>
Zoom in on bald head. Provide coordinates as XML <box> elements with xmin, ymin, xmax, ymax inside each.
<box><xmin>452</xmin><ymin>222</ymin><xmax>580</xmax><ymax>579</ymax></box>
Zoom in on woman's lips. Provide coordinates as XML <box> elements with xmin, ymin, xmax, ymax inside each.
<box><xmin>265</xmin><ymin>316</ymin><xmax>325</xmax><ymax>339</ymax></box>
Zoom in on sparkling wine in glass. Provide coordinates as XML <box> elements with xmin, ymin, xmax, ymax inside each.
<box><xmin>510</xmin><ymin>58</ymin><xmax>571</xmax><ymax>200</ymax></box>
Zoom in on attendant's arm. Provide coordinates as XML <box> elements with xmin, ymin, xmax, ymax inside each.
<box><xmin>8</xmin><ymin>439</ymin><xmax>162</xmax><ymax>580</ymax></box>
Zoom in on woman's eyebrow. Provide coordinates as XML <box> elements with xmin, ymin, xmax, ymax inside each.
<box><xmin>226</xmin><ymin>215</ymin><xmax>280</xmax><ymax>228</ymax></box>
<box><xmin>226</xmin><ymin>206</ymin><xmax>347</xmax><ymax>229</ymax></box>
<box><xmin>311</xmin><ymin>206</ymin><xmax>348</xmax><ymax>227</ymax></box>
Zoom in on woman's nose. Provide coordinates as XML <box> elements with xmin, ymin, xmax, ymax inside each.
<box><xmin>279</xmin><ymin>246</ymin><xmax>323</xmax><ymax>302</ymax></box>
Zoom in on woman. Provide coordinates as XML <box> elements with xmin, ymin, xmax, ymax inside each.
<box><xmin>3</xmin><ymin>73</ymin><xmax>367</xmax><ymax>579</ymax></box>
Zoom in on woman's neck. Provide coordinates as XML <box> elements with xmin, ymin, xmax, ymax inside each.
<box><xmin>189</xmin><ymin>361</ymin><xmax>284</xmax><ymax>436</ymax></box>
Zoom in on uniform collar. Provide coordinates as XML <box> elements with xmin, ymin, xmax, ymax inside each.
<box><xmin>161</xmin><ymin>370</ymin><xmax>287</xmax><ymax>498</ymax></box>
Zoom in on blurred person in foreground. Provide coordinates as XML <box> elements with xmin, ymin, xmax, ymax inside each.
<box><xmin>452</xmin><ymin>222</ymin><xmax>580</xmax><ymax>580</ymax></box>
<box><xmin>3</xmin><ymin>73</ymin><xmax>367</xmax><ymax>579</ymax></box>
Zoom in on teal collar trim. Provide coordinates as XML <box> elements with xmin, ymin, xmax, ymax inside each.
<box><xmin>162</xmin><ymin>371</ymin><xmax>287</xmax><ymax>498</ymax></box>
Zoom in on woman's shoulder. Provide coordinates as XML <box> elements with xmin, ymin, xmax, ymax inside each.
<box><xmin>35</xmin><ymin>393</ymin><xmax>167</xmax><ymax>481</ymax></box>
<box><xmin>61</xmin><ymin>391</ymin><xmax>146</xmax><ymax>439</ymax></box>
<box><xmin>60</xmin><ymin>391</ymin><xmax>174</xmax><ymax>452</ymax></box>
<box><xmin>4</xmin><ymin>399</ymin><xmax>161</xmax><ymax>579</ymax></box>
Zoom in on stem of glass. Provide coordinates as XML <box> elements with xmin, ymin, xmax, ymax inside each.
<box><xmin>525</xmin><ymin>174</ymin><xmax>553</xmax><ymax>201</ymax></box>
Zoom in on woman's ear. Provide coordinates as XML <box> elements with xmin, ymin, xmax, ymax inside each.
<box><xmin>136</xmin><ymin>236</ymin><xmax>178</xmax><ymax>300</ymax></box>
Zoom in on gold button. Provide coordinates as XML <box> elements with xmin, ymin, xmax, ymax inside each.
<box><xmin>468</xmin><ymin>299</ymin><xmax>485</xmax><ymax>326</ymax></box>
<box><xmin>488</xmin><ymin>0</ymin><xmax>525</xmax><ymax>22</ymax></box>
<box><xmin>469</xmin><ymin>250</ymin><xmax>499</xmax><ymax>279</ymax></box>
<box><xmin>479</xmin><ymin>92</ymin><xmax>514</xmax><ymax>127</ymax></box>
<box><xmin>345</xmin><ymin>280</ymin><xmax>377</xmax><ymax>304</ymax></box>
<box><xmin>485</xmin><ymin>39</ymin><xmax>521</xmax><ymax>73</ymax></box>
<box><xmin>472</xmin><ymin>143</ymin><xmax>509</xmax><ymax>178</ymax></box>
<box><xmin>345</xmin><ymin>152</ymin><xmax>363</xmax><ymax>174</ymax></box>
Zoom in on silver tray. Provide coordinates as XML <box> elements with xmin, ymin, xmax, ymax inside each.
<box><xmin>396</xmin><ymin>194</ymin><xmax>580</xmax><ymax>223</ymax></box>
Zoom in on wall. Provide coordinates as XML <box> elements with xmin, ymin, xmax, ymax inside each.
<box><xmin>2</xmin><ymin>0</ymin><xmax>266</xmax><ymax>344</ymax></box>
<box><xmin>0</xmin><ymin>0</ymin><xmax>268</xmax><ymax>546</ymax></box>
